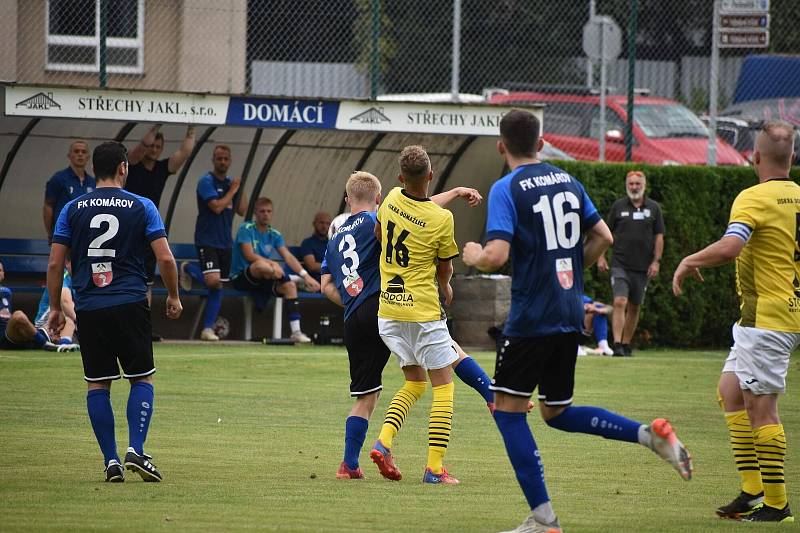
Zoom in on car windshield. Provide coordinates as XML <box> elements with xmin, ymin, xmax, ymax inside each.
<box><xmin>635</xmin><ymin>104</ymin><xmax>709</xmax><ymax>138</ymax></box>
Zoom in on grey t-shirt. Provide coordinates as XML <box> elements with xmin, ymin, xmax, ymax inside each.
<box><xmin>607</xmin><ymin>196</ymin><xmax>664</xmax><ymax>272</ymax></box>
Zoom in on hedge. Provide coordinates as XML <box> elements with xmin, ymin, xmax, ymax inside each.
<box><xmin>554</xmin><ymin>161</ymin><xmax>800</xmax><ymax>348</ymax></box>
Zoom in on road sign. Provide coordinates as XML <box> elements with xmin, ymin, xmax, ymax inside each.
<box><xmin>582</xmin><ymin>16</ymin><xmax>622</xmax><ymax>62</ymax></box>
<box><xmin>720</xmin><ymin>13</ymin><xmax>769</xmax><ymax>29</ymax></box>
<box><xmin>720</xmin><ymin>0</ymin><xmax>769</xmax><ymax>13</ymax></box>
<box><xmin>719</xmin><ymin>30</ymin><xmax>769</xmax><ymax>47</ymax></box>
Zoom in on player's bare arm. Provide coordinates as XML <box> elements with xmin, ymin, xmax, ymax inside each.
<box><xmin>151</xmin><ymin>237</ymin><xmax>183</xmax><ymax>319</ymax></box>
<box><xmin>206</xmin><ymin>177</ymin><xmax>241</xmax><ymax>215</ymax></box>
<box><xmin>320</xmin><ymin>273</ymin><xmax>343</xmax><ymax>307</ymax></box>
<box><xmin>584</xmin><ymin>219</ymin><xmax>613</xmax><ymax>268</ymax></box>
<box><xmin>303</xmin><ymin>253</ymin><xmax>323</xmax><ymax>274</ymax></box>
<box><xmin>43</xmin><ymin>199</ymin><xmax>55</xmax><ymax>241</ymax></box>
<box><xmin>672</xmin><ymin>236</ymin><xmax>745</xmax><ymax>296</ymax></box>
<box><xmin>431</xmin><ymin>187</ymin><xmax>483</xmax><ymax>208</ymax></box>
<box><xmin>46</xmin><ymin>243</ymin><xmax>69</xmax><ymax>336</ymax></box>
<box><xmin>436</xmin><ymin>259</ymin><xmax>454</xmax><ymax>306</ymax></box>
<box><xmin>462</xmin><ymin>239</ymin><xmax>510</xmax><ymax>272</ymax></box>
<box><xmin>128</xmin><ymin>124</ymin><xmax>160</xmax><ymax>166</ymax></box>
<box><xmin>278</xmin><ymin>246</ymin><xmax>320</xmax><ymax>292</ymax></box>
<box><xmin>374</xmin><ymin>220</ymin><xmax>382</xmax><ymax>242</ymax></box>
<box><xmin>648</xmin><ymin>233</ymin><xmax>664</xmax><ymax>279</ymax></box>
<box><xmin>168</xmin><ymin>126</ymin><xmax>196</xmax><ymax>174</ymax></box>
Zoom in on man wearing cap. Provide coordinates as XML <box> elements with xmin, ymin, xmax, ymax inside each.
<box><xmin>597</xmin><ymin>170</ymin><xmax>664</xmax><ymax>356</ymax></box>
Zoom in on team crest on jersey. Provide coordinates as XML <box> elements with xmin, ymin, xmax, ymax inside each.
<box><xmin>91</xmin><ymin>262</ymin><xmax>113</xmax><ymax>287</ymax></box>
<box><xmin>556</xmin><ymin>258</ymin><xmax>573</xmax><ymax>290</ymax></box>
<box><xmin>344</xmin><ymin>272</ymin><xmax>364</xmax><ymax>297</ymax></box>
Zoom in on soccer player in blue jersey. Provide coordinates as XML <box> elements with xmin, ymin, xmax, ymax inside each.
<box><xmin>230</xmin><ymin>197</ymin><xmax>320</xmax><ymax>343</ymax></box>
<box><xmin>47</xmin><ymin>141</ymin><xmax>183</xmax><ymax>483</ymax></box>
<box><xmin>321</xmin><ymin>170</ymin><xmax>493</xmax><ymax>481</ymax></box>
<box><xmin>462</xmin><ymin>110</ymin><xmax>693</xmax><ymax>532</ymax></box>
<box><xmin>180</xmin><ymin>145</ymin><xmax>248</xmax><ymax>341</ymax></box>
<box><xmin>34</xmin><ymin>267</ymin><xmax>79</xmax><ymax>348</ymax></box>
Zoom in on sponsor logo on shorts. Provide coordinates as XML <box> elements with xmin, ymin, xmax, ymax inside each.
<box><xmin>556</xmin><ymin>258</ymin><xmax>574</xmax><ymax>290</ymax></box>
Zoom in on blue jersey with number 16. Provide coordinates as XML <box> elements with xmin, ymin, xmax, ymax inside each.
<box><xmin>321</xmin><ymin>211</ymin><xmax>381</xmax><ymax>321</ymax></box>
<box><xmin>486</xmin><ymin>162</ymin><xmax>601</xmax><ymax>338</ymax></box>
<box><xmin>52</xmin><ymin>187</ymin><xmax>166</xmax><ymax>312</ymax></box>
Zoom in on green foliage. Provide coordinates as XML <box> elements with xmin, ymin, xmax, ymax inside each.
<box><xmin>559</xmin><ymin>161</ymin><xmax>800</xmax><ymax>348</ymax></box>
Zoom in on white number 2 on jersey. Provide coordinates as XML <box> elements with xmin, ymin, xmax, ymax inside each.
<box><xmin>87</xmin><ymin>213</ymin><xmax>119</xmax><ymax>257</ymax></box>
<box><xmin>338</xmin><ymin>234</ymin><xmax>360</xmax><ymax>276</ymax></box>
<box><xmin>532</xmin><ymin>192</ymin><xmax>581</xmax><ymax>251</ymax></box>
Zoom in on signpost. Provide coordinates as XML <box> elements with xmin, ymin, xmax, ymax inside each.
<box><xmin>583</xmin><ymin>15</ymin><xmax>621</xmax><ymax>161</ymax></box>
<box><xmin>708</xmin><ymin>0</ymin><xmax>769</xmax><ymax>165</ymax></box>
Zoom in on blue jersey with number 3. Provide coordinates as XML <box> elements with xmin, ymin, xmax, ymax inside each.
<box><xmin>321</xmin><ymin>211</ymin><xmax>381</xmax><ymax>321</ymax></box>
<box><xmin>52</xmin><ymin>187</ymin><xmax>166</xmax><ymax>312</ymax></box>
<box><xmin>486</xmin><ymin>162</ymin><xmax>601</xmax><ymax>337</ymax></box>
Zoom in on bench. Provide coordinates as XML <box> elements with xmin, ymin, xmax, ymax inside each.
<box><xmin>0</xmin><ymin>238</ymin><xmax>327</xmax><ymax>341</ymax></box>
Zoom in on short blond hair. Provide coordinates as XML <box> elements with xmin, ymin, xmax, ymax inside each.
<box><xmin>757</xmin><ymin>121</ymin><xmax>796</xmax><ymax>168</ymax></box>
<box><xmin>398</xmin><ymin>145</ymin><xmax>431</xmax><ymax>183</ymax></box>
<box><xmin>346</xmin><ymin>171</ymin><xmax>381</xmax><ymax>202</ymax></box>
<box><xmin>255</xmin><ymin>196</ymin><xmax>273</xmax><ymax>208</ymax></box>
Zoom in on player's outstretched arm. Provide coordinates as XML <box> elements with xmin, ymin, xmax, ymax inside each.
<box><xmin>320</xmin><ymin>274</ymin><xmax>343</xmax><ymax>307</ymax></box>
<box><xmin>129</xmin><ymin>124</ymin><xmax>160</xmax><ymax>166</ymax></box>
<box><xmin>462</xmin><ymin>240</ymin><xmax>510</xmax><ymax>272</ymax></box>
<box><xmin>672</xmin><ymin>236</ymin><xmax>744</xmax><ymax>296</ymax></box>
<box><xmin>584</xmin><ymin>220</ymin><xmax>613</xmax><ymax>268</ymax></box>
<box><xmin>152</xmin><ymin>237</ymin><xmax>183</xmax><ymax>319</ymax></box>
<box><xmin>431</xmin><ymin>187</ymin><xmax>483</xmax><ymax>208</ymax></box>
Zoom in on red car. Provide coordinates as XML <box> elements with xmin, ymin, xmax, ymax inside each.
<box><xmin>489</xmin><ymin>91</ymin><xmax>747</xmax><ymax>166</ymax></box>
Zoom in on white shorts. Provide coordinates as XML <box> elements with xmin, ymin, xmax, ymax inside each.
<box><xmin>378</xmin><ymin>318</ymin><xmax>458</xmax><ymax>370</ymax></box>
<box><xmin>722</xmin><ymin>323</ymin><xmax>800</xmax><ymax>395</ymax></box>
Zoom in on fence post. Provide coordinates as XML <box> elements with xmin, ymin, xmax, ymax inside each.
<box><xmin>370</xmin><ymin>0</ymin><xmax>380</xmax><ymax>100</ymax></box>
<box><xmin>450</xmin><ymin>0</ymin><xmax>461</xmax><ymax>102</ymax></box>
<box><xmin>99</xmin><ymin>0</ymin><xmax>108</xmax><ymax>88</ymax></box>
<box><xmin>625</xmin><ymin>0</ymin><xmax>638</xmax><ymax>161</ymax></box>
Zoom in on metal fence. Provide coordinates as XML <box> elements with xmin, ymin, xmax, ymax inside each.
<box><xmin>6</xmin><ymin>0</ymin><xmax>800</xmax><ymax>162</ymax></box>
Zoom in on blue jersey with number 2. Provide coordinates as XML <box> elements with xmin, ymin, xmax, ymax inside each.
<box><xmin>321</xmin><ymin>211</ymin><xmax>381</xmax><ymax>321</ymax></box>
<box><xmin>52</xmin><ymin>187</ymin><xmax>166</xmax><ymax>312</ymax></box>
<box><xmin>486</xmin><ymin>162</ymin><xmax>601</xmax><ymax>338</ymax></box>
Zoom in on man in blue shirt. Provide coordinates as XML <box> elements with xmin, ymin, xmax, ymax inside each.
<box><xmin>299</xmin><ymin>211</ymin><xmax>332</xmax><ymax>282</ymax></box>
<box><xmin>230</xmin><ymin>197</ymin><xmax>320</xmax><ymax>343</ymax></box>
<box><xmin>462</xmin><ymin>110</ymin><xmax>693</xmax><ymax>532</ymax></box>
<box><xmin>180</xmin><ymin>145</ymin><xmax>248</xmax><ymax>341</ymax></box>
<box><xmin>43</xmin><ymin>140</ymin><xmax>95</xmax><ymax>243</ymax></box>
<box><xmin>0</xmin><ymin>261</ymin><xmax>76</xmax><ymax>352</ymax></box>
<box><xmin>320</xmin><ymin>171</ymin><xmax>495</xmax><ymax>481</ymax></box>
<box><xmin>47</xmin><ymin>141</ymin><xmax>183</xmax><ymax>483</ymax></box>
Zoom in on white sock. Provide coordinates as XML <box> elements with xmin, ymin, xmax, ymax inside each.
<box><xmin>532</xmin><ymin>501</ymin><xmax>557</xmax><ymax>524</ymax></box>
<box><xmin>637</xmin><ymin>424</ymin><xmax>652</xmax><ymax>447</ymax></box>
<box><xmin>290</xmin><ymin>319</ymin><xmax>301</xmax><ymax>333</ymax></box>
<box><xmin>598</xmin><ymin>339</ymin><xmax>610</xmax><ymax>350</ymax></box>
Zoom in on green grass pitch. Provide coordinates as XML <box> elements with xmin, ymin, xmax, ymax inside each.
<box><xmin>0</xmin><ymin>345</ymin><xmax>797</xmax><ymax>532</ymax></box>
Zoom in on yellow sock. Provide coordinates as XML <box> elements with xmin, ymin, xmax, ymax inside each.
<box><xmin>378</xmin><ymin>380</ymin><xmax>426</xmax><ymax>448</ymax></box>
<box><xmin>426</xmin><ymin>381</ymin><xmax>454</xmax><ymax>474</ymax></box>
<box><xmin>724</xmin><ymin>410</ymin><xmax>763</xmax><ymax>496</ymax></box>
<box><xmin>753</xmin><ymin>424</ymin><xmax>787</xmax><ymax>509</ymax></box>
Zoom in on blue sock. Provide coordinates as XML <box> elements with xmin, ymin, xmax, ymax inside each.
<box><xmin>545</xmin><ymin>405</ymin><xmax>641</xmax><ymax>443</ymax></box>
<box><xmin>33</xmin><ymin>329</ymin><xmax>48</xmax><ymax>348</ymax></box>
<box><xmin>59</xmin><ymin>336</ymin><xmax>73</xmax><ymax>345</ymax></box>
<box><xmin>453</xmin><ymin>356</ymin><xmax>493</xmax><ymax>403</ymax></box>
<box><xmin>186</xmin><ymin>262</ymin><xmax>205</xmax><ymax>285</ymax></box>
<box><xmin>203</xmin><ymin>288</ymin><xmax>222</xmax><ymax>329</ymax></box>
<box><xmin>343</xmin><ymin>415</ymin><xmax>369</xmax><ymax>469</ymax></box>
<box><xmin>87</xmin><ymin>389</ymin><xmax>119</xmax><ymax>465</ymax></box>
<box><xmin>127</xmin><ymin>381</ymin><xmax>154</xmax><ymax>455</ymax></box>
<box><xmin>494</xmin><ymin>410</ymin><xmax>550</xmax><ymax>509</ymax></box>
<box><xmin>593</xmin><ymin>314</ymin><xmax>608</xmax><ymax>343</ymax></box>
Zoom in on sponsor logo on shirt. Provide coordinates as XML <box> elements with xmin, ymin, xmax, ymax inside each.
<box><xmin>556</xmin><ymin>258</ymin><xmax>574</xmax><ymax>290</ymax></box>
<box><xmin>91</xmin><ymin>262</ymin><xmax>113</xmax><ymax>287</ymax></box>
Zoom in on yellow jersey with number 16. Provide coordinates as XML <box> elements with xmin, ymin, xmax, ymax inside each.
<box><xmin>377</xmin><ymin>187</ymin><xmax>459</xmax><ymax>322</ymax></box>
<box><xmin>729</xmin><ymin>179</ymin><xmax>800</xmax><ymax>332</ymax></box>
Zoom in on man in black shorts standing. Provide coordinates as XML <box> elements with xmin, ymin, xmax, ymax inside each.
<box><xmin>125</xmin><ymin>124</ymin><xmax>195</xmax><ymax>303</ymax></box>
<box><xmin>597</xmin><ymin>170</ymin><xmax>665</xmax><ymax>356</ymax></box>
<box><xmin>47</xmin><ymin>141</ymin><xmax>182</xmax><ymax>483</ymax></box>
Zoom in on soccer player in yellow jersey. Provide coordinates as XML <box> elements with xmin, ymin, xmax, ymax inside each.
<box><xmin>369</xmin><ymin>145</ymin><xmax>462</xmax><ymax>485</ymax></box>
<box><xmin>674</xmin><ymin>120</ymin><xmax>799</xmax><ymax>523</ymax></box>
